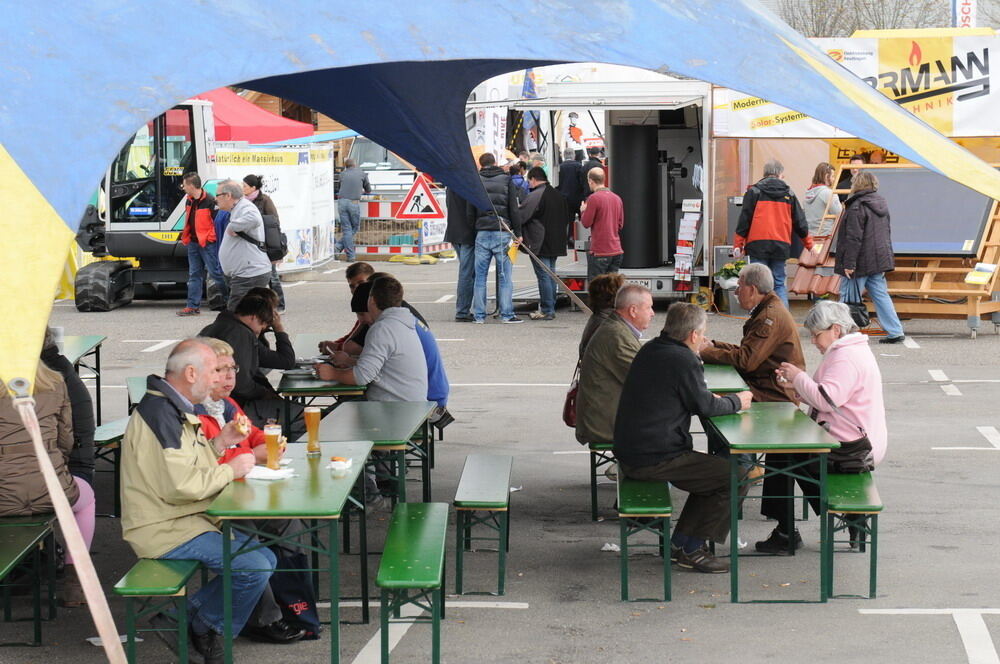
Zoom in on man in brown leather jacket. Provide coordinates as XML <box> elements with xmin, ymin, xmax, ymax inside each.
<box><xmin>700</xmin><ymin>263</ymin><xmax>804</xmax><ymax>402</ymax></box>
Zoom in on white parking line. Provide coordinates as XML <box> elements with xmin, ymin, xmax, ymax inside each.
<box><xmin>977</xmin><ymin>426</ymin><xmax>1000</xmax><ymax>448</ymax></box>
<box><xmin>902</xmin><ymin>337</ymin><xmax>921</xmax><ymax>349</ymax></box>
<box><xmin>941</xmin><ymin>384</ymin><xmax>963</xmax><ymax>396</ymax></box>
<box><xmin>134</xmin><ymin>340</ymin><xmax>177</xmax><ymax>353</ymax></box>
<box><xmin>435</xmin><ymin>294</ymin><xmax>454</xmax><ymax>303</ymax></box>
<box><xmin>553</xmin><ymin>450</ymin><xmax>590</xmax><ymax>455</ymax></box>
<box><xmin>282</xmin><ymin>281</ymin><xmax>309</xmax><ymax>288</ymax></box>
<box><xmin>859</xmin><ymin>609</ymin><xmax>1000</xmax><ymax>664</ymax></box>
<box><xmin>928</xmin><ymin>370</ymin><xmax>949</xmax><ymax>382</ymax></box>
<box><xmin>323</xmin><ymin>268</ymin><xmax>343</xmax><ymax>274</ymax></box>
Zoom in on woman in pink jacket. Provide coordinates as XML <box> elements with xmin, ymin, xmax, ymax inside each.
<box><xmin>755</xmin><ymin>300</ymin><xmax>887</xmax><ymax>554</ymax></box>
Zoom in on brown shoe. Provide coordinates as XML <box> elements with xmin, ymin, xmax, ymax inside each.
<box><xmin>61</xmin><ymin>565</ymin><xmax>88</xmax><ymax>607</ymax></box>
<box><xmin>676</xmin><ymin>547</ymin><xmax>729</xmax><ymax>574</ymax></box>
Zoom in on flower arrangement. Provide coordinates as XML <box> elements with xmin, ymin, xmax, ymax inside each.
<box><xmin>714</xmin><ymin>259</ymin><xmax>746</xmax><ymax>280</ymax></box>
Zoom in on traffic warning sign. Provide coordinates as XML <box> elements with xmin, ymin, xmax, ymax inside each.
<box><xmin>395</xmin><ymin>174</ymin><xmax>444</xmax><ymax>220</ymax></box>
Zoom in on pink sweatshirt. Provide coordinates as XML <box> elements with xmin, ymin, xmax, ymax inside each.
<box><xmin>791</xmin><ymin>333</ymin><xmax>888</xmax><ymax>465</ymax></box>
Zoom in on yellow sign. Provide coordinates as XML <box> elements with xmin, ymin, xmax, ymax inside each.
<box><xmin>146</xmin><ymin>232</ymin><xmax>180</xmax><ymax>243</ymax></box>
<box><xmin>215</xmin><ymin>151</ymin><xmax>305</xmax><ymax>166</ymax></box>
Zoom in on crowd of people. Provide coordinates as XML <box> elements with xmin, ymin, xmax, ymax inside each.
<box><xmin>576</xmin><ymin>265</ymin><xmax>889</xmax><ymax>572</ymax></box>
<box><xmin>444</xmin><ymin>146</ymin><xmax>623</xmax><ymax>323</ymax></box>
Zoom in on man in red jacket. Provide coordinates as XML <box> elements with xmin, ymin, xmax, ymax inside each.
<box><xmin>733</xmin><ymin>160</ymin><xmax>813</xmax><ymax>307</ymax></box>
<box><xmin>179</xmin><ymin>172</ymin><xmax>229</xmax><ymax>316</ymax></box>
<box><xmin>580</xmin><ymin>168</ymin><xmax>624</xmax><ymax>283</ymax></box>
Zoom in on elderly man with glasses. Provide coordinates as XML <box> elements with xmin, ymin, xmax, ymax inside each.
<box><xmin>216</xmin><ymin>179</ymin><xmax>273</xmax><ymax>311</ymax></box>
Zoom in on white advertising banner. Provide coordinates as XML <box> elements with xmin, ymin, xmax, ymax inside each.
<box><xmin>714</xmin><ymin>34</ymin><xmax>997</xmax><ymax>138</ymax></box>
<box><xmin>215</xmin><ymin>144</ymin><xmax>336</xmax><ymax>270</ymax></box>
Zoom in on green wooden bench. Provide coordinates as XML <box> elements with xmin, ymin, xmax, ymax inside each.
<box><xmin>377</xmin><ymin>502</ymin><xmax>449</xmax><ymax>664</ymax></box>
<box><xmin>588</xmin><ymin>442</ymin><xmax>615</xmax><ymax>521</ymax></box>
<box><xmin>114</xmin><ymin>558</ymin><xmax>202</xmax><ymax>664</ymax></box>
<box><xmin>126</xmin><ymin>376</ymin><xmax>146</xmax><ymax>413</ymax></box>
<box><xmin>0</xmin><ymin>519</ymin><xmax>56</xmax><ymax>647</ymax></box>
<box><xmin>618</xmin><ymin>473</ymin><xmax>672</xmax><ymax>602</ymax></box>
<box><xmin>823</xmin><ymin>472</ymin><xmax>883</xmax><ymax>599</ymax></box>
<box><xmin>94</xmin><ymin>416</ymin><xmax>130</xmax><ymax>517</ymax></box>
<box><xmin>453</xmin><ymin>454</ymin><xmax>512</xmax><ymax>596</ymax></box>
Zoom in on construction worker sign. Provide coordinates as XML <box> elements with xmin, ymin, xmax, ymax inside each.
<box><xmin>396</xmin><ymin>174</ymin><xmax>445</xmax><ymax>220</ymax></box>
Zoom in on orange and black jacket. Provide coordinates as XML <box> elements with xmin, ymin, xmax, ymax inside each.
<box><xmin>734</xmin><ymin>177</ymin><xmax>812</xmax><ymax>260</ymax></box>
<box><xmin>181</xmin><ymin>191</ymin><xmax>218</xmax><ymax>247</ymax></box>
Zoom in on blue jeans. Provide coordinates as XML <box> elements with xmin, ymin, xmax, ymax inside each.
<box><xmin>532</xmin><ymin>256</ymin><xmax>558</xmax><ymax>316</ymax></box>
<box><xmin>186</xmin><ymin>242</ymin><xmax>228</xmax><ymax>309</ymax></box>
<box><xmin>749</xmin><ymin>256</ymin><xmax>788</xmax><ymax>308</ymax></box>
<box><xmin>841</xmin><ymin>272</ymin><xmax>904</xmax><ymax>338</ymax></box>
<box><xmin>473</xmin><ymin>230</ymin><xmax>514</xmax><ymax>321</ymax></box>
<box><xmin>454</xmin><ymin>243</ymin><xmax>476</xmax><ymax>318</ymax></box>
<box><xmin>337</xmin><ymin>199</ymin><xmax>362</xmax><ymax>260</ymax></box>
<box><xmin>161</xmin><ymin>530</ymin><xmax>276</xmax><ymax>636</ymax></box>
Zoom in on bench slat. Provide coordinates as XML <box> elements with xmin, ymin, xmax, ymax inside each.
<box><xmin>113</xmin><ymin>559</ymin><xmax>201</xmax><ymax>596</ymax></box>
<box><xmin>588</xmin><ymin>442</ymin><xmax>614</xmax><ymax>451</ymax></box>
<box><xmin>618</xmin><ymin>478</ymin><xmax>672</xmax><ymax>516</ymax></box>
<box><xmin>377</xmin><ymin>503</ymin><xmax>449</xmax><ymax>590</ymax></box>
<box><xmin>95</xmin><ymin>416</ymin><xmax>130</xmax><ymax>446</ymax></box>
<box><xmin>827</xmin><ymin>472</ymin><xmax>883</xmax><ymax>513</ymax></box>
<box><xmin>454</xmin><ymin>454</ymin><xmax>512</xmax><ymax>509</ymax></box>
<box><xmin>0</xmin><ymin>524</ymin><xmax>52</xmax><ymax>579</ymax></box>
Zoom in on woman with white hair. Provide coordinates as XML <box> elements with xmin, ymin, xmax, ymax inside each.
<box><xmin>754</xmin><ymin>300</ymin><xmax>887</xmax><ymax>554</ymax></box>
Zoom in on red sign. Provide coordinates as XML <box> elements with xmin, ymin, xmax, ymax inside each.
<box><xmin>395</xmin><ymin>174</ymin><xmax>444</xmax><ymax>220</ymax></box>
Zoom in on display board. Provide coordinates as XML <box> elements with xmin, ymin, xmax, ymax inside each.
<box><xmin>872</xmin><ymin>167</ymin><xmax>995</xmax><ymax>256</ymax></box>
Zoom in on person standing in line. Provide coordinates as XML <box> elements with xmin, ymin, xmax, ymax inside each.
<box><xmin>803</xmin><ymin>162</ymin><xmax>843</xmax><ymax>236</ymax></box>
<box><xmin>215</xmin><ymin>180</ymin><xmax>273</xmax><ymax>311</ymax></box>
<box><xmin>509</xmin><ymin>162</ymin><xmax>529</xmax><ymax>195</ymax></box>
<box><xmin>579</xmin><ymin>146</ymin><xmax>604</xmax><ymax>200</ymax></box>
<box><xmin>336</xmin><ymin>159</ymin><xmax>371</xmax><ymax>262</ymax></box>
<box><xmin>733</xmin><ymin>159</ymin><xmax>813</xmax><ymax>307</ymax></box>
<box><xmin>178</xmin><ymin>172</ymin><xmax>228</xmax><ymax>316</ymax></box>
<box><xmin>470</xmin><ymin>152</ymin><xmax>523</xmax><ymax>324</ymax></box>
<box><xmin>557</xmin><ymin>147</ymin><xmax>584</xmax><ymax>245</ymax></box>
<box><xmin>835</xmin><ymin>170</ymin><xmax>905</xmax><ymax>344</ymax></box>
<box><xmin>518</xmin><ymin>167</ymin><xmax>567</xmax><ymax>320</ymax></box>
<box><xmin>242</xmin><ymin>174</ymin><xmax>285</xmax><ymax>312</ymax></box>
<box><xmin>444</xmin><ymin>188</ymin><xmax>477</xmax><ymax>322</ymax></box>
<box><xmin>579</xmin><ymin>168</ymin><xmax>624</xmax><ymax>283</ymax></box>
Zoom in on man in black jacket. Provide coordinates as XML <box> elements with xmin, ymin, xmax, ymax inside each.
<box><xmin>615</xmin><ymin>303</ymin><xmax>752</xmax><ymax>574</ymax></box>
<box><xmin>556</xmin><ymin>148</ymin><xmax>583</xmax><ymax>238</ymax></box>
<box><xmin>579</xmin><ymin>147</ymin><xmax>604</xmax><ymax>200</ymax></box>
<box><xmin>444</xmin><ymin>188</ymin><xmax>476</xmax><ymax>321</ymax></box>
<box><xmin>469</xmin><ymin>152</ymin><xmax>523</xmax><ymax>324</ymax></box>
<box><xmin>519</xmin><ymin>167</ymin><xmax>568</xmax><ymax>320</ymax></box>
<box><xmin>199</xmin><ymin>294</ymin><xmax>304</xmax><ymax>434</ymax></box>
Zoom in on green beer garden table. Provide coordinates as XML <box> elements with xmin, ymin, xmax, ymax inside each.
<box><xmin>702</xmin><ymin>363</ymin><xmax>749</xmax><ymax>393</ymax></box>
<box><xmin>278</xmin><ymin>334</ymin><xmax>368</xmax><ymax>430</ymax></box>
<box><xmin>706</xmin><ymin>402</ymin><xmax>839</xmax><ymax>603</ymax></box>
<box><xmin>63</xmin><ymin>335</ymin><xmax>107</xmax><ymax>424</ymax></box>
<box><xmin>319</xmin><ymin>400</ymin><xmax>437</xmax><ymax>502</ymax></box>
<box><xmin>206</xmin><ymin>440</ymin><xmax>373</xmax><ymax>664</ymax></box>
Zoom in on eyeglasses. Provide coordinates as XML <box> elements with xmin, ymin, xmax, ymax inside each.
<box><xmin>216</xmin><ymin>192</ymin><xmax>231</xmax><ymax>198</ymax></box>
<box><xmin>216</xmin><ymin>364</ymin><xmax>240</xmax><ymax>375</ymax></box>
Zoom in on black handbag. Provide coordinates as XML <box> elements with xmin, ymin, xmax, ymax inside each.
<box><xmin>842</xmin><ymin>279</ymin><xmax>870</xmax><ymax>329</ymax></box>
<box><xmin>815</xmin><ymin>386</ymin><xmax>875</xmax><ymax>473</ymax></box>
<box><xmin>268</xmin><ymin>547</ymin><xmax>322</xmax><ymax>639</ymax></box>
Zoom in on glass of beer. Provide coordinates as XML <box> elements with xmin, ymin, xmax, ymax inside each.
<box><xmin>263</xmin><ymin>424</ymin><xmax>282</xmax><ymax>470</ymax></box>
<box><xmin>305</xmin><ymin>407</ymin><xmax>321</xmax><ymax>455</ymax></box>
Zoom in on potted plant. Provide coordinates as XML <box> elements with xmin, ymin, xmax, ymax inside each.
<box><xmin>714</xmin><ymin>259</ymin><xmax>746</xmax><ymax>291</ymax></box>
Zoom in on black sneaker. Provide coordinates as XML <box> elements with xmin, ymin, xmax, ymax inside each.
<box><xmin>878</xmin><ymin>335</ymin><xmax>905</xmax><ymax>344</ymax></box>
<box><xmin>501</xmin><ymin>316</ymin><xmax>524</xmax><ymax>324</ymax></box>
<box><xmin>190</xmin><ymin>627</ymin><xmax>223</xmax><ymax>664</ymax></box>
<box><xmin>754</xmin><ymin>528</ymin><xmax>804</xmax><ymax>555</ymax></box>
<box><xmin>454</xmin><ymin>315</ymin><xmax>474</xmax><ymax>322</ymax></box>
<box><xmin>669</xmin><ymin>544</ymin><xmax>681</xmax><ymax>563</ymax></box>
<box><xmin>242</xmin><ymin>619</ymin><xmax>305</xmax><ymax>644</ymax></box>
<box><xmin>676</xmin><ymin>547</ymin><xmax>729</xmax><ymax>573</ymax></box>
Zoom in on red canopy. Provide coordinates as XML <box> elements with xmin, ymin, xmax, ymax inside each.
<box><xmin>193</xmin><ymin>87</ymin><xmax>314</xmax><ymax>143</ymax></box>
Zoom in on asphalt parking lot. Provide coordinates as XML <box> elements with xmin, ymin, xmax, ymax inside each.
<box><xmin>8</xmin><ymin>253</ymin><xmax>1000</xmax><ymax>663</ymax></box>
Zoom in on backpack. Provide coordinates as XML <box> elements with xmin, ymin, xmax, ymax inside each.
<box><xmin>237</xmin><ymin>214</ymin><xmax>288</xmax><ymax>261</ymax></box>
